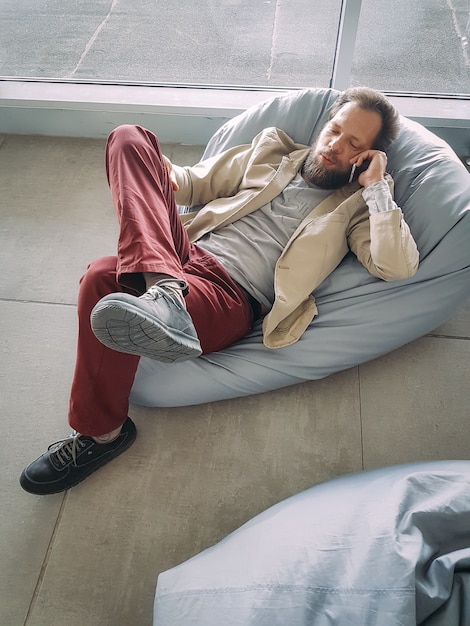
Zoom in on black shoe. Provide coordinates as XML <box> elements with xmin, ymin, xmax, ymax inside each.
<box><xmin>19</xmin><ymin>417</ymin><xmax>137</xmax><ymax>495</ymax></box>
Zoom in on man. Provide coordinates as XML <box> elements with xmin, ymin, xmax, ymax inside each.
<box><xmin>20</xmin><ymin>87</ymin><xmax>419</xmax><ymax>495</ymax></box>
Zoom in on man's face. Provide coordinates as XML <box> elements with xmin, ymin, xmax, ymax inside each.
<box><xmin>302</xmin><ymin>102</ymin><xmax>382</xmax><ymax>189</ymax></box>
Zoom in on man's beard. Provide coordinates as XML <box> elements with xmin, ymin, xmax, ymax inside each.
<box><xmin>301</xmin><ymin>146</ymin><xmax>351</xmax><ymax>190</ymax></box>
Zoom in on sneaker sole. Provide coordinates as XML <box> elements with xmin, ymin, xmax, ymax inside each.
<box><xmin>91</xmin><ymin>298</ymin><xmax>202</xmax><ymax>363</ymax></box>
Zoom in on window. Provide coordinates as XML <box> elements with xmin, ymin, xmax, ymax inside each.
<box><xmin>352</xmin><ymin>0</ymin><xmax>469</xmax><ymax>94</ymax></box>
<box><xmin>2</xmin><ymin>0</ymin><xmax>468</xmax><ymax>95</ymax></box>
<box><xmin>0</xmin><ymin>0</ymin><xmax>341</xmax><ymax>88</ymax></box>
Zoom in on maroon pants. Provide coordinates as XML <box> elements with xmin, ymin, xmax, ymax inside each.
<box><xmin>68</xmin><ymin>125</ymin><xmax>253</xmax><ymax>436</ymax></box>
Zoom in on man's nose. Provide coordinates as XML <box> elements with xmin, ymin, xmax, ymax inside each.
<box><xmin>329</xmin><ymin>135</ymin><xmax>343</xmax><ymax>153</ymax></box>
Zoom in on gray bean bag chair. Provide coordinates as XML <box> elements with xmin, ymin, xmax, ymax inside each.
<box><xmin>131</xmin><ymin>88</ymin><xmax>470</xmax><ymax>407</ymax></box>
<box><xmin>153</xmin><ymin>460</ymin><xmax>470</xmax><ymax>625</ymax></box>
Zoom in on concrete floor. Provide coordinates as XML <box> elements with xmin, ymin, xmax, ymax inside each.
<box><xmin>1</xmin><ymin>133</ymin><xmax>469</xmax><ymax>626</ymax></box>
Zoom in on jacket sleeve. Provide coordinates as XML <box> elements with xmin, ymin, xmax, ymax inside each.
<box><xmin>172</xmin><ymin>144</ymin><xmax>249</xmax><ymax>208</ymax></box>
<box><xmin>347</xmin><ymin>177</ymin><xmax>419</xmax><ymax>281</ymax></box>
<box><xmin>172</xmin><ymin>127</ymin><xmax>303</xmax><ymax>208</ymax></box>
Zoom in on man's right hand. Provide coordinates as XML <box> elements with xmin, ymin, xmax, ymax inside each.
<box><xmin>163</xmin><ymin>155</ymin><xmax>179</xmax><ymax>191</ymax></box>
<box><xmin>352</xmin><ymin>150</ymin><xmax>387</xmax><ymax>189</ymax></box>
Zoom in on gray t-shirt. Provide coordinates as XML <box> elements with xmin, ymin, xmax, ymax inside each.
<box><xmin>197</xmin><ymin>173</ymin><xmax>331</xmax><ymax>308</ymax></box>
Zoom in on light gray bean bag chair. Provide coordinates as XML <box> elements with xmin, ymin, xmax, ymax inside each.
<box><xmin>131</xmin><ymin>88</ymin><xmax>470</xmax><ymax>407</ymax></box>
<box><xmin>153</xmin><ymin>460</ymin><xmax>470</xmax><ymax>625</ymax></box>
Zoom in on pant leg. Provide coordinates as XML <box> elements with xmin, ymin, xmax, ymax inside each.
<box><xmin>68</xmin><ymin>125</ymin><xmax>253</xmax><ymax>436</ymax></box>
<box><xmin>69</xmin><ymin>125</ymin><xmax>191</xmax><ymax>436</ymax></box>
<box><xmin>69</xmin><ymin>256</ymin><xmax>140</xmax><ymax>437</ymax></box>
<box><xmin>105</xmin><ymin>124</ymin><xmax>191</xmax><ymax>288</ymax></box>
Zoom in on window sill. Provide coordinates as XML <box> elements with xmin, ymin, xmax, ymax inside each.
<box><xmin>1</xmin><ymin>81</ymin><xmax>469</xmax><ymax>153</ymax></box>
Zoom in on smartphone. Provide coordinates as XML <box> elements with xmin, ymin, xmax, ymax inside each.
<box><xmin>349</xmin><ymin>159</ymin><xmax>371</xmax><ymax>183</ymax></box>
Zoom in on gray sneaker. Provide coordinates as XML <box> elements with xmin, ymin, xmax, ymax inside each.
<box><xmin>90</xmin><ymin>280</ymin><xmax>202</xmax><ymax>362</ymax></box>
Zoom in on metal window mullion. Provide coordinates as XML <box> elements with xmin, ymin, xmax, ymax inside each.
<box><xmin>330</xmin><ymin>0</ymin><xmax>363</xmax><ymax>90</ymax></box>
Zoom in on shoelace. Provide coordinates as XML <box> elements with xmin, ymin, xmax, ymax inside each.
<box><xmin>49</xmin><ymin>432</ymin><xmax>87</xmax><ymax>466</ymax></box>
<box><xmin>142</xmin><ymin>279</ymin><xmax>187</xmax><ymax>305</ymax></box>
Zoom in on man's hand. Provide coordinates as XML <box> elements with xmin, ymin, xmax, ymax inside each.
<box><xmin>351</xmin><ymin>150</ymin><xmax>387</xmax><ymax>188</ymax></box>
<box><xmin>162</xmin><ymin>155</ymin><xmax>179</xmax><ymax>191</ymax></box>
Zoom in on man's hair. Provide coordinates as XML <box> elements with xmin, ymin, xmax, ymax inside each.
<box><xmin>329</xmin><ymin>87</ymin><xmax>401</xmax><ymax>151</ymax></box>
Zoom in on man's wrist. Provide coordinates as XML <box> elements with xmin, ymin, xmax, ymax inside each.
<box><xmin>363</xmin><ymin>177</ymin><xmax>386</xmax><ymax>190</ymax></box>
<box><xmin>362</xmin><ymin>179</ymin><xmax>395</xmax><ymax>213</ymax></box>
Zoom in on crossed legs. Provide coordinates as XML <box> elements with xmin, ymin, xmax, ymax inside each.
<box><xmin>20</xmin><ymin>124</ymin><xmax>253</xmax><ymax>494</ymax></box>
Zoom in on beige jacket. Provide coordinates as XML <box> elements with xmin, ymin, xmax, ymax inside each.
<box><xmin>173</xmin><ymin>127</ymin><xmax>419</xmax><ymax>349</ymax></box>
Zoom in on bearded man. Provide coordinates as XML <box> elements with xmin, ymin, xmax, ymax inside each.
<box><xmin>20</xmin><ymin>86</ymin><xmax>419</xmax><ymax>495</ymax></box>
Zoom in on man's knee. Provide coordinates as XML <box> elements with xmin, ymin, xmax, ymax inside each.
<box><xmin>107</xmin><ymin>124</ymin><xmax>160</xmax><ymax>154</ymax></box>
